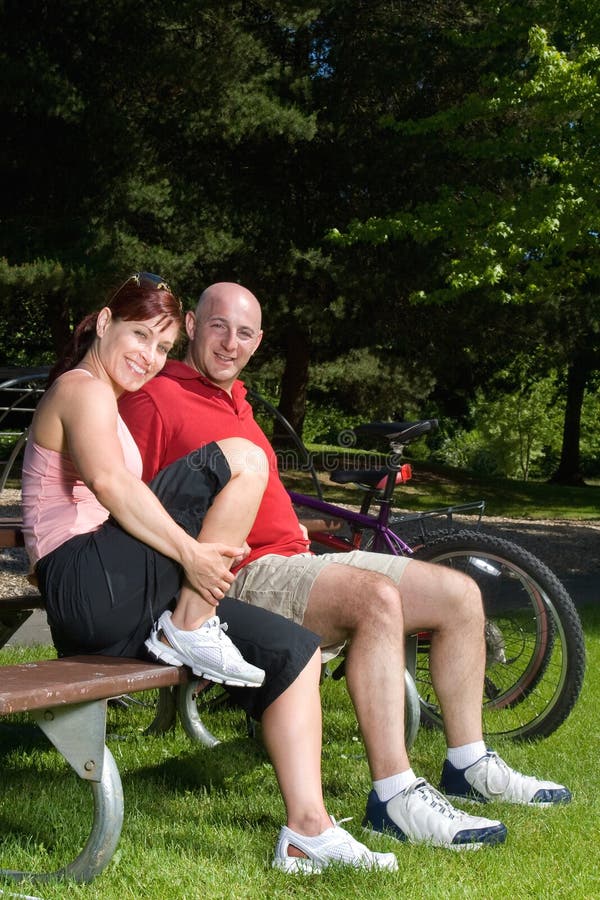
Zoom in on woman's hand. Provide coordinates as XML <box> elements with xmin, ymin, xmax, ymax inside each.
<box><xmin>181</xmin><ymin>541</ymin><xmax>246</xmax><ymax>606</ymax></box>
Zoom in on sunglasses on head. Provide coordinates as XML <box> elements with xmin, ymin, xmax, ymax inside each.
<box><xmin>127</xmin><ymin>271</ymin><xmax>172</xmax><ymax>292</ymax></box>
<box><xmin>109</xmin><ymin>270</ymin><xmax>177</xmax><ymax>306</ymax></box>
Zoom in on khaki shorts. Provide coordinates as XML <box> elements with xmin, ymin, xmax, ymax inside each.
<box><xmin>232</xmin><ymin>550</ymin><xmax>412</xmax><ymax>661</ymax></box>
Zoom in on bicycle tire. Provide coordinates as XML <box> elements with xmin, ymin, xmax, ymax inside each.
<box><xmin>410</xmin><ymin>530</ymin><xmax>585</xmax><ymax>741</ymax></box>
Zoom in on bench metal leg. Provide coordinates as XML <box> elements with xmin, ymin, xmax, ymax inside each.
<box><xmin>0</xmin><ymin>611</ymin><xmax>33</xmax><ymax>651</ymax></box>
<box><xmin>145</xmin><ymin>686</ymin><xmax>177</xmax><ymax>735</ymax></box>
<box><xmin>177</xmin><ymin>680</ymin><xmax>221</xmax><ymax>748</ymax></box>
<box><xmin>404</xmin><ymin>670</ymin><xmax>420</xmax><ymax>751</ymax></box>
<box><xmin>0</xmin><ymin>700</ymin><xmax>124</xmax><ymax>884</ymax></box>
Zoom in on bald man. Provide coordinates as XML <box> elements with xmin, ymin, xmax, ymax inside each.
<box><xmin>120</xmin><ymin>282</ymin><xmax>570</xmax><ymax>853</ymax></box>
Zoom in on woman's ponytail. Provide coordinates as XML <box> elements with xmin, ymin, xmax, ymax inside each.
<box><xmin>46</xmin><ymin>312</ymin><xmax>99</xmax><ymax>386</ymax></box>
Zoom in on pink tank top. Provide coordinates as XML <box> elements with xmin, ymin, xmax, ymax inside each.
<box><xmin>22</xmin><ymin>374</ymin><xmax>143</xmax><ymax>566</ymax></box>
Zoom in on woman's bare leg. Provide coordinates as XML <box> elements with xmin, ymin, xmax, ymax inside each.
<box><xmin>172</xmin><ymin>438</ymin><xmax>267</xmax><ymax>630</ymax></box>
<box><xmin>196</xmin><ymin>438</ymin><xmax>269</xmax><ymax>549</ymax></box>
<box><xmin>261</xmin><ymin>649</ymin><xmax>331</xmax><ymax>840</ymax></box>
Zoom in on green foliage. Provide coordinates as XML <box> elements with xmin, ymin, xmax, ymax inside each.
<box><xmin>308</xmin><ymin>347</ymin><xmax>436</xmax><ymax>423</ymax></box>
<box><xmin>436</xmin><ymin>377</ymin><xmax>565</xmax><ymax>480</ymax></box>
<box><xmin>432</xmin><ymin>374</ymin><xmax>600</xmax><ymax>481</ymax></box>
<box><xmin>336</xmin><ymin>19</ymin><xmax>600</xmax><ymax>314</ymax></box>
<box><xmin>1</xmin><ymin>608</ymin><xmax>600</xmax><ymax>897</ymax></box>
<box><xmin>330</xmin><ymin>3</ymin><xmax>600</xmax><ymax>482</ymax></box>
<box><xmin>2</xmin><ymin>0</ymin><xmax>599</xmax><ymax>479</ymax></box>
<box><xmin>579</xmin><ymin>386</ymin><xmax>600</xmax><ymax>476</ymax></box>
<box><xmin>0</xmin><ymin>1</ymin><xmax>320</xmax><ymax>360</ymax></box>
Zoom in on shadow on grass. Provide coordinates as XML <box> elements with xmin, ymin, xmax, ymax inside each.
<box><xmin>579</xmin><ymin>603</ymin><xmax>600</xmax><ymax>635</ymax></box>
<box><xmin>129</xmin><ymin>734</ymin><xmax>268</xmax><ymax>794</ymax></box>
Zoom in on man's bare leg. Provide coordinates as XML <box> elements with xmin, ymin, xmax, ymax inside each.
<box><xmin>298</xmin><ymin>558</ymin><xmax>511</xmax><ymax>852</ymax></box>
<box><xmin>301</xmin><ymin>558</ymin><xmax>486</xmax><ymax>777</ymax></box>
<box><xmin>300</xmin><ymin>564</ymin><xmax>410</xmax><ymax>779</ymax></box>
<box><xmin>398</xmin><ymin>559</ymin><xmax>486</xmax><ymax>747</ymax></box>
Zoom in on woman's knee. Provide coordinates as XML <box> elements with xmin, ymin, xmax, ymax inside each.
<box><xmin>217</xmin><ymin>437</ymin><xmax>268</xmax><ymax>483</ymax></box>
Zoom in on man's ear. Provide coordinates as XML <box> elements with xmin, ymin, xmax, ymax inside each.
<box><xmin>96</xmin><ymin>307</ymin><xmax>112</xmax><ymax>337</ymax></box>
<box><xmin>185</xmin><ymin>310</ymin><xmax>197</xmax><ymax>341</ymax></box>
<box><xmin>251</xmin><ymin>330</ymin><xmax>264</xmax><ymax>355</ymax></box>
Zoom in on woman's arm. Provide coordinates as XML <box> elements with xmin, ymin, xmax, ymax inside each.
<box><xmin>48</xmin><ymin>376</ymin><xmax>241</xmax><ymax>601</ymax></box>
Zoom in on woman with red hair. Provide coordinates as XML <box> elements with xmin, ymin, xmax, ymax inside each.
<box><xmin>20</xmin><ymin>272</ymin><xmax>397</xmax><ymax>873</ymax></box>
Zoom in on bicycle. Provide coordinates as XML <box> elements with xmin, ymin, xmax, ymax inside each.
<box><xmin>252</xmin><ymin>394</ymin><xmax>586</xmax><ymax>744</ymax></box>
<box><xmin>154</xmin><ymin>396</ymin><xmax>586</xmax><ymax>749</ymax></box>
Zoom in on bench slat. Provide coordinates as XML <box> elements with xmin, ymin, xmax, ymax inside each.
<box><xmin>0</xmin><ymin>594</ymin><xmax>44</xmax><ymax>611</ymax></box>
<box><xmin>0</xmin><ymin>656</ymin><xmax>189</xmax><ymax>715</ymax></box>
<box><xmin>0</xmin><ymin>520</ymin><xmax>24</xmax><ymax>548</ymax></box>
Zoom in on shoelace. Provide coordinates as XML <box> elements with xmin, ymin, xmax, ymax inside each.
<box><xmin>332</xmin><ymin>816</ymin><xmax>353</xmax><ymax>828</ymax></box>
<box><xmin>408</xmin><ymin>779</ymin><xmax>466</xmax><ymax>820</ymax></box>
<box><xmin>479</xmin><ymin>752</ymin><xmax>511</xmax><ymax>796</ymax></box>
<box><xmin>205</xmin><ymin>617</ymin><xmax>229</xmax><ymax>640</ymax></box>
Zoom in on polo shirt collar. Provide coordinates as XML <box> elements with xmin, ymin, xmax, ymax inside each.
<box><xmin>162</xmin><ymin>359</ymin><xmax>247</xmax><ymax>401</ymax></box>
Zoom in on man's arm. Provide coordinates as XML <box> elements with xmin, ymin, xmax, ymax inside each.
<box><xmin>119</xmin><ymin>389</ymin><xmax>168</xmax><ymax>482</ymax></box>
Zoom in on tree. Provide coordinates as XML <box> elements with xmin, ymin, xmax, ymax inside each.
<box><xmin>333</xmin><ymin>6</ymin><xmax>600</xmax><ymax>483</ymax></box>
<box><xmin>0</xmin><ymin>0</ymin><xmax>318</xmax><ymax>359</ymax></box>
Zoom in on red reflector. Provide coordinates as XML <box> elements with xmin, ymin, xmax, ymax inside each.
<box><xmin>375</xmin><ymin>464</ymin><xmax>413</xmax><ymax>490</ymax></box>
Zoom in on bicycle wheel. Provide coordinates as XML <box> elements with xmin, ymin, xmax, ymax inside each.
<box><xmin>411</xmin><ymin>530</ymin><xmax>585</xmax><ymax>741</ymax></box>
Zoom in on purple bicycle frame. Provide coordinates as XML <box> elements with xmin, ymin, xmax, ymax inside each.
<box><xmin>287</xmin><ymin>489</ymin><xmax>415</xmax><ymax>555</ymax></box>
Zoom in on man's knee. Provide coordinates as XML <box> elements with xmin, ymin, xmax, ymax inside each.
<box><xmin>445</xmin><ymin>568</ymin><xmax>485</xmax><ymax>629</ymax></box>
<box><xmin>332</xmin><ymin>568</ymin><xmax>404</xmax><ymax>628</ymax></box>
<box><xmin>305</xmin><ymin>565</ymin><xmax>404</xmax><ymax>638</ymax></box>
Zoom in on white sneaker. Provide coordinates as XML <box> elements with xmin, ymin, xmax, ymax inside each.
<box><xmin>272</xmin><ymin>816</ymin><xmax>398</xmax><ymax>874</ymax></box>
<box><xmin>145</xmin><ymin>610</ymin><xmax>265</xmax><ymax>688</ymax></box>
<box><xmin>363</xmin><ymin>779</ymin><xmax>507</xmax><ymax>850</ymax></box>
<box><xmin>441</xmin><ymin>751</ymin><xmax>571</xmax><ymax>806</ymax></box>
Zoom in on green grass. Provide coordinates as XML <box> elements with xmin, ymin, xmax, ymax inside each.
<box><xmin>282</xmin><ymin>452</ymin><xmax>600</xmax><ymax>520</ymax></box>
<box><xmin>1</xmin><ymin>608</ymin><xmax>598</xmax><ymax>899</ymax></box>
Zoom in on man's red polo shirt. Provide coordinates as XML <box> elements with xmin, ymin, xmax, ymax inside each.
<box><xmin>119</xmin><ymin>360</ymin><xmax>310</xmax><ymax>569</ymax></box>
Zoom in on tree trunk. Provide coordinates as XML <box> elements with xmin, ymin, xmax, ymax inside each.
<box><xmin>272</xmin><ymin>324</ymin><xmax>310</xmax><ymax>448</ymax></box>
<box><xmin>49</xmin><ymin>295</ymin><xmax>73</xmax><ymax>357</ymax></box>
<box><xmin>549</xmin><ymin>355</ymin><xmax>588</xmax><ymax>486</ymax></box>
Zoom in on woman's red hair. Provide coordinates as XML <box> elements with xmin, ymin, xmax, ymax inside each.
<box><xmin>47</xmin><ymin>274</ymin><xmax>183</xmax><ymax>386</ymax></box>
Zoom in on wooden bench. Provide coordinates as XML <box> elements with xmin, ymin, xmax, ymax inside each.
<box><xmin>0</xmin><ymin>655</ymin><xmax>190</xmax><ymax>883</ymax></box>
<box><xmin>0</xmin><ymin>519</ymin><xmax>44</xmax><ymax>649</ymax></box>
<box><xmin>0</xmin><ymin>520</ymin><xmax>215</xmax><ymax>884</ymax></box>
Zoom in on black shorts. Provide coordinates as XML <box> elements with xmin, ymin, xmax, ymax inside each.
<box><xmin>36</xmin><ymin>444</ymin><xmax>320</xmax><ymax>719</ymax></box>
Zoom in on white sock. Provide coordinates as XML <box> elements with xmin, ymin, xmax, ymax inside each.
<box><xmin>373</xmin><ymin>768</ymin><xmax>417</xmax><ymax>802</ymax></box>
<box><xmin>446</xmin><ymin>741</ymin><xmax>487</xmax><ymax>770</ymax></box>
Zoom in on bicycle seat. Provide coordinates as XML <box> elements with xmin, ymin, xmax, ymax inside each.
<box><xmin>330</xmin><ymin>465</ymin><xmax>412</xmax><ymax>488</ymax></box>
<box><xmin>330</xmin><ymin>467</ymin><xmax>390</xmax><ymax>487</ymax></box>
<box><xmin>353</xmin><ymin>419</ymin><xmax>438</xmax><ymax>444</ymax></box>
